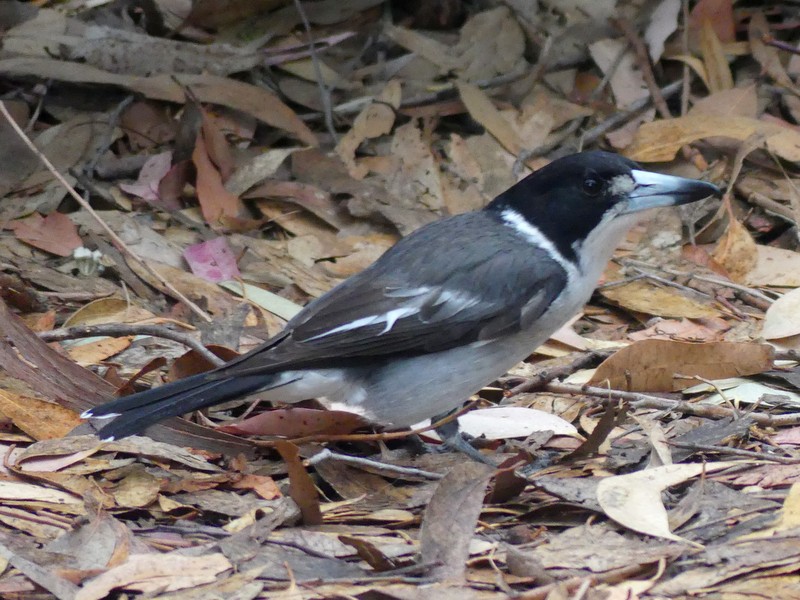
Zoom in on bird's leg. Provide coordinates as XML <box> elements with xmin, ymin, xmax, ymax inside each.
<box><xmin>433</xmin><ymin>412</ymin><xmax>497</xmax><ymax>466</ymax></box>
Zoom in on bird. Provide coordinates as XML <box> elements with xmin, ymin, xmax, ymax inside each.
<box><xmin>82</xmin><ymin>151</ymin><xmax>721</xmax><ymax>462</ymax></box>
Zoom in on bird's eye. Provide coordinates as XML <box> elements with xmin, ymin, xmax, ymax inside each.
<box><xmin>583</xmin><ymin>177</ymin><xmax>602</xmax><ymax>196</ymax></box>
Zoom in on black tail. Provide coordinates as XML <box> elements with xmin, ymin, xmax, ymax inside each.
<box><xmin>83</xmin><ymin>373</ymin><xmax>273</xmax><ymax>441</ymax></box>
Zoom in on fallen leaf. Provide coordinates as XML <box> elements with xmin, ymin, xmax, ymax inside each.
<box><xmin>118</xmin><ymin>151</ymin><xmax>178</xmax><ymax>210</ymax></box>
<box><xmin>0</xmin><ymin>391</ymin><xmax>82</xmax><ymax>440</ymax></box>
<box><xmin>75</xmin><ymin>552</ymin><xmax>232</xmax><ymax>599</ymax></box>
<box><xmin>689</xmin><ymin>0</ymin><xmax>735</xmax><ymax>43</ymax></box>
<box><xmin>762</xmin><ymin>287</ymin><xmax>800</xmax><ymax>340</ymax></box>
<box><xmin>192</xmin><ymin>131</ymin><xmax>245</xmax><ymax>224</ymax></box>
<box><xmin>455</xmin><ymin>406</ymin><xmax>579</xmax><ymax>441</ymax></box>
<box><xmin>184</xmin><ymin>237</ymin><xmax>241</xmax><ymax>283</ymax></box>
<box><xmin>625</xmin><ymin>115</ymin><xmax>800</xmax><ymax>162</ymax></box>
<box><xmin>712</xmin><ymin>217</ymin><xmax>757</xmax><ymax>282</ymax></box>
<box><xmin>589</xmin><ymin>340</ymin><xmax>774</xmax><ymax>392</ymax></box>
<box><xmin>10</xmin><ymin>212</ymin><xmax>82</xmax><ymax>257</ymax></box>
<box><xmin>419</xmin><ymin>461</ymin><xmax>495</xmax><ymax>582</ymax></box>
<box><xmin>699</xmin><ymin>19</ymin><xmax>733</xmax><ymax>93</ymax></box>
<box><xmin>273</xmin><ymin>440</ymin><xmax>322</xmax><ymax>525</ymax></box>
<box><xmin>600</xmin><ymin>280</ymin><xmax>720</xmax><ymax>318</ymax></box>
<box><xmin>218</xmin><ymin>407</ymin><xmax>369</xmax><ymax>438</ymax></box>
<box><xmin>645</xmin><ymin>0</ymin><xmax>680</xmax><ymax>62</ymax></box>
<box><xmin>597</xmin><ymin>462</ymin><xmax>738</xmax><ymax>542</ymax></box>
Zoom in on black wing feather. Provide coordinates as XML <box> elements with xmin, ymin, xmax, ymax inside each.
<box><xmin>213</xmin><ymin>213</ymin><xmax>567</xmax><ymax>378</ymax></box>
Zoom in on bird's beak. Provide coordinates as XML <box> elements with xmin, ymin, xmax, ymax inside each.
<box><xmin>625</xmin><ymin>170</ymin><xmax>722</xmax><ymax>213</ymax></box>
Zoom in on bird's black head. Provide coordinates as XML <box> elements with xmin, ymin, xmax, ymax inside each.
<box><xmin>486</xmin><ymin>151</ymin><xmax>721</xmax><ymax>264</ymax></box>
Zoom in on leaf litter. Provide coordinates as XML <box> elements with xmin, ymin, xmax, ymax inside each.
<box><xmin>1</xmin><ymin>0</ymin><xmax>800</xmax><ymax>598</ymax></box>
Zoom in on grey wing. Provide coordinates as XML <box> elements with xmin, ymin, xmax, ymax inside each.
<box><xmin>218</xmin><ymin>243</ymin><xmax>568</xmax><ymax>376</ymax></box>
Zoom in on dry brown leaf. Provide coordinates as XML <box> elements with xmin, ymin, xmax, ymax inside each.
<box><xmin>193</xmin><ymin>131</ymin><xmax>245</xmax><ymax>224</ymax></box>
<box><xmin>689</xmin><ymin>0</ymin><xmax>735</xmax><ymax>43</ymax></box>
<box><xmin>420</xmin><ymin>461</ymin><xmax>495</xmax><ymax>582</ymax></box>
<box><xmin>625</xmin><ymin>115</ymin><xmax>800</xmax><ymax>162</ymax></box>
<box><xmin>712</xmin><ymin>217</ymin><xmax>757</xmax><ymax>282</ymax></box>
<box><xmin>10</xmin><ymin>213</ymin><xmax>83</xmax><ymax>257</ymax></box>
<box><xmin>600</xmin><ymin>280</ymin><xmax>720</xmax><ymax>318</ymax></box>
<box><xmin>699</xmin><ymin>19</ymin><xmax>733</xmax><ymax>93</ymax></box>
<box><xmin>218</xmin><ymin>407</ymin><xmax>369</xmax><ymax>438</ymax></box>
<box><xmin>689</xmin><ymin>85</ymin><xmax>758</xmax><ymax>118</ymax></box>
<box><xmin>0</xmin><ymin>391</ymin><xmax>82</xmax><ymax>440</ymax></box>
<box><xmin>112</xmin><ymin>468</ymin><xmax>163</xmax><ymax>509</ymax></box>
<box><xmin>75</xmin><ymin>552</ymin><xmax>232</xmax><ymax>599</ymax></box>
<box><xmin>629</xmin><ymin>317</ymin><xmax>730</xmax><ymax>342</ymax></box>
<box><xmin>744</xmin><ymin>244</ymin><xmax>800</xmax><ymax>288</ymax></box>
<box><xmin>457</xmin><ymin>81</ymin><xmax>523</xmax><ymax>157</ymax></box>
<box><xmin>63</xmin><ymin>297</ymin><xmax>156</xmax><ymax>328</ymax></box>
<box><xmin>66</xmin><ymin>337</ymin><xmax>134</xmax><ymax>367</ymax></box>
<box><xmin>335</xmin><ymin>80</ymin><xmax>401</xmax><ymax>180</ymax></box>
<box><xmin>0</xmin><ymin>58</ymin><xmax>317</xmax><ymax>146</ymax></box>
<box><xmin>589</xmin><ymin>340</ymin><xmax>774</xmax><ymax>392</ymax></box>
<box><xmin>274</xmin><ymin>441</ymin><xmax>322</xmax><ymax>525</ymax></box>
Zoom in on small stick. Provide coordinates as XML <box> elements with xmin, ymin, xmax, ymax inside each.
<box><xmin>305</xmin><ymin>448</ymin><xmax>443</xmax><ymax>480</ymax></box>
<box><xmin>669</xmin><ymin>440</ymin><xmax>800</xmax><ymax>464</ymax></box>
<box><xmin>546</xmin><ymin>382</ymin><xmax>800</xmax><ymax>427</ymax></box>
<box><xmin>293</xmin><ymin>0</ymin><xmax>337</xmax><ymax>143</ymax></box>
<box><xmin>0</xmin><ymin>101</ymin><xmax>213</xmax><ymax>323</ymax></box>
<box><xmin>613</xmin><ymin>18</ymin><xmax>672</xmax><ymax>120</ymax></box>
<box><xmin>38</xmin><ymin>323</ymin><xmax>225</xmax><ymax>367</ymax></box>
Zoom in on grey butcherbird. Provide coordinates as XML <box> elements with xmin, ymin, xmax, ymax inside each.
<box><xmin>82</xmin><ymin>151</ymin><xmax>721</xmax><ymax>462</ymax></box>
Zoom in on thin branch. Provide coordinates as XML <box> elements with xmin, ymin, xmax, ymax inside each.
<box><xmin>293</xmin><ymin>0</ymin><xmax>338</xmax><ymax>143</ymax></box>
<box><xmin>581</xmin><ymin>80</ymin><xmax>683</xmax><ymax>146</ymax></box>
<box><xmin>546</xmin><ymin>382</ymin><xmax>800</xmax><ymax>427</ymax></box>
<box><xmin>38</xmin><ymin>323</ymin><xmax>225</xmax><ymax>367</ymax></box>
<box><xmin>669</xmin><ymin>441</ymin><xmax>800</xmax><ymax>464</ymax></box>
<box><xmin>613</xmin><ymin>17</ymin><xmax>672</xmax><ymax>120</ymax></box>
<box><xmin>305</xmin><ymin>448</ymin><xmax>443</xmax><ymax>480</ymax></box>
<box><xmin>0</xmin><ymin>100</ymin><xmax>212</xmax><ymax>323</ymax></box>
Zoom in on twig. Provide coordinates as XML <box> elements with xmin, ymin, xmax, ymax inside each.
<box><xmin>545</xmin><ymin>382</ymin><xmax>800</xmax><ymax>427</ymax></box>
<box><xmin>747</xmin><ymin>191</ymin><xmax>798</xmax><ymax>225</ymax></box>
<box><xmin>301</xmin><ymin>63</ymin><xmax>531</xmax><ymax>120</ymax></box>
<box><xmin>680</xmin><ymin>0</ymin><xmax>691</xmax><ymax>116</ymax></box>
<box><xmin>775</xmin><ymin>349</ymin><xmax>800</xmax><ymax>362</ymax></box>
<box><xmin>669</xmin><ymin>440</ymin><xmax>800</xmax><ymax>464</ymax></box>
<box><xmin>620</xmin><ymin>258</ymin><xmax>776</xmax><ymax>304</ymax></box>
<box><xmin>38</xmin><ymin>323</ymin><xmax>225</xmax><ymax>367</ymax></box>
<box><xmin>304</xmin><ymin>448</ymin><xmax>443</xmax><ymax>480</ymax></box>
<box><xmin>627</xmin><ymin>266</ymin><xmax>715</xmax><ymax>299</ymax></box>
<box><xmin>762</xmin><ymin>35</ymin><xmax>800</xmax><ymax>56</ymax></box>
<box><xmin>613</xmin><ymin>18</ymin><xmax>672</xmax><ymax>120</ymax></box>
<box><xmin>505</xmin><ymin>351</ymin><xmax>611</xmax><ymax>397</ymax></box>
<box><xmin>292</xmin><ymin>0</ymin><xmax>337</xmax><ymax>143</ymax></box>
<box><xmin>525</xmin><ymin>42</ymin><xmax>629</xmax><ymax>161</ymax></box>
<box><xmin>84</xmin><ymin>94</ymin><xmax>134</xmax><ymax>175</ymax></box>
<box><xmin>581</xmin><ymin>80</ymin><xmax>683</xmax><ymax>146</ymax></box>
<box><xmin>0</xmin><ymin>100</ymin><xmax>212</xmax><ymax>323</ymax></box>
